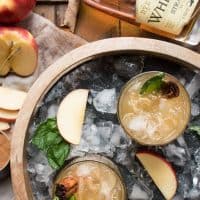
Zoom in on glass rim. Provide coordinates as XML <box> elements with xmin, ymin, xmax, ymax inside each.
<box><xmin>117</xmin><ymin>71</ymin><xmax>191</xmax><ymax>146</ymax></box>
<box><xmin>53</xmin><ymin>154</ymin><xmax>127</xmax><ymax>199</ymax></box>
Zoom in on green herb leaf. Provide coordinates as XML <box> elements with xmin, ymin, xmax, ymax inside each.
<box><xmin>140</xmin><ymin>72</ymin><xmax>165</xmax><ymax>95</ymax></box>
<box><xmin>32</xmin><ymin>118</ymin><xmax>62</xmax><ymax>151</ymax></box>
<box><xmin>188</xmin><ymin>125</ymin><xmax>200</xmax><ymax>136</ymax></box>
<box><xmin>32</xmin><ymin>118</ymin><xmax>70</xmax><ymax>169</ymax></box>
<box><xmin>47</xmin><ymin>142</ymin><xmax>70</xmax><ymax>170</ymax></box>
<box><xmin>68</xmin><ymin>195</ymin><xmax>76</xmax><ymax>200</ymax></box>
<box><xmin>53</xmin><ymin>196</ymin><xmax>60</xmax><ymax>200</ymax></box>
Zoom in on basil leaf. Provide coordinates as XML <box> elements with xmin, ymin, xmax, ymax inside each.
<box><xmin>140</xmin><ymin>72</ymin><xmax>165</xmax><ymax>95</ymax></box>
<box><xmin>32</xmin><ymin>118</ymin><xmax>58</xmax><ymax>150</ymax></box>
<box><xmin>188</xmin><ymin>125</ymin><xmax>200</xmax><ymax>136</ymax></box>
<box><xmin>68</xmin><ymin>195</ymin><xmax>76</xmax><ymax>200</ymax></box>
<box><xmin>47</xmin><ymin>142</ymin><xmax>70</xmax><ymax>169</ymax></box>
<box><xmin>32</xmin><ymin>118</ymin><xmax>70</xmax><ymax>169</ymax></box>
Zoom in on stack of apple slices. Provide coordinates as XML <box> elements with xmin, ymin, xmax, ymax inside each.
<box><xmin>0</xmin><ymin>87</ymin><xmax>27</xmax><ymax>131</ymax></box>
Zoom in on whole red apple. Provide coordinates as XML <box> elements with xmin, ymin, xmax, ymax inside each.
<box><xmin>0</xmin><ymin>0</ymin><xmax>36</xmax><ymax>24</ymax></box>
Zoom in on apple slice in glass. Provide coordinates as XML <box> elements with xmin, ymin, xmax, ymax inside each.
<box><xmin>136</xmin><ymin>151</ymin><xmax>177</xmax><ymax>200</ymax></box>
<box><xmin>57</xmin><ymin>89</ymin><xmax>89</xmax><ymax>144</ymax></box>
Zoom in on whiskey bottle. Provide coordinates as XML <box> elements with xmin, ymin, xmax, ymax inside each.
<box><xmin>84</xmin><ymin>0</ymin><xmax>200</xmax><ymax>46</ymax></box>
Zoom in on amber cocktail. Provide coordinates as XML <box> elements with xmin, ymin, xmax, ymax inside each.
<box><xmin>118</xmin><ymin>71</ymin><xmax>191</xmax><ymax>145</ymax></box>
<box><xmin>54</xmin><ymin>155</ymin><xmax>126</xmax><ymax>200</ymax></box>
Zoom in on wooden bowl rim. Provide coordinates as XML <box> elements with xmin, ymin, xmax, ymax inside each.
<box><xmin>10</xmin><ymin>37</ymin><xmax>200</xmax><ymax>200</ymax></box>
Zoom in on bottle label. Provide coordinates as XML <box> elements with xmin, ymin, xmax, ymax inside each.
<box><xmin>136</xmin><ymin>0</ymin><xmax>199</xmax><ymax>35</ymax></box>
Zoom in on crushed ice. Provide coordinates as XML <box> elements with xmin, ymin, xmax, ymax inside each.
<box><xmin>26</xmin><ymin>55</ymin><xmax>200</xmax><ymax>200</ymax></box>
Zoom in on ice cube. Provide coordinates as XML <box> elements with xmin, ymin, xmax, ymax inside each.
<box><xmin>47</xmin><ymin>104</ymin><xmax>58</xmax><ymax>118</ymax></box>
<box><xmin>128</xmin><ymin>115</ymin><xmax>148</xmax><ymax>132</ymax></box>
<box><xmin>186</xmin><ymin>188</ymin><xmax>200</xmax><ymax>199</ymax></box>
<box><xmin>93</xmin><ymin>88</ymin><xmax>117</xmax><ymax>114</ymax></box>
<box><xmin>113</xmin><ymin>55</ymin><xmax>144</xmax><ymax>79</ymax></box>
<box><xmin>76</xmin><ymin>164</ymin><xmax>94</xmax><ymax>177</ymax></box>
<box><xmin>129</xmin><ymin>184</ymin><xmax>150</xmax><ymax>200</ymax></box>
<box><xmin>163</xmin><ymin>144</ymin><xmax>187</xmax><ymax>166</ymax></box>
<box><xmin>194</xmin><ymin>148</ymin><xmax>200</xmax><ymax>164</ymax></box>
<box><xmin>111</xmin><ymin>125</ymin><xmax>132</xmax><ymax>149</ymax></box>
<box><xmin>186</xmin><ymin>74</ymin><xmax>200</xmax><ymax>98</ymax></box>
<box><xmin>191</xmin><ymin>103</ymin><xmax>200</xmax><ymax>116</ymax></box>
<box><xmin>128</xmin><ymin>114</ymin><xmax>157</xmax><ymax>135</ymax></box>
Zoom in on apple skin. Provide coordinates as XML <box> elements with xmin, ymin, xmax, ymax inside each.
<box><xmin>136</xmin><ymin>150</ymin><xmax>177</xmax><ymax>199</ymax></box>
<box><xmin>0</xmin><ymin>0</ymin><xmax>36</xmax><ymax>24</ymax></box>
<box><xmin>136</xmin><ymin>150</ymin><xmax>177</xmax><ymax>179</ymax></box>
<box><xmin>0</xmin><ymin>27</ymin><xmax>38</xmax><ymax>76</ymax></box>
<box><xmin>0</xmin><ymin>27</ymin><xmax>38</xmax><ymax>52</ymax></box>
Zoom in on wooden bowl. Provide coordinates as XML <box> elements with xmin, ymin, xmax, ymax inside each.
<box><xmin>0</xmin><ymin>131</ymin><xmax>10</xmax><ymax>180</ymax></box>
<box><xmin>10</xmin><ymin>38</ymin><xmax>200</xmax><ymax>200</ymax></box>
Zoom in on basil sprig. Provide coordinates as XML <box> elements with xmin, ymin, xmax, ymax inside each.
<box><xmin>140</xmin><ymin>72</ymin><xmax>165</xmax><ymax>95</ymax></box>
<box><xmin>32</xmin><ymin>118</ymin><xmax>70</xmax><ymax>169</ymax></box>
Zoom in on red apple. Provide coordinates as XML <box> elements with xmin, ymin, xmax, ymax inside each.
<box><xmin>136</xmin><ymin>151</ymin><xmax>177</xmax><ymax>200</ymax></box>
<box><xmin>0</xmin><ymin>27</ymin><xmax>38</xmax><ymax>76</ymax></box>
<box><xmin>0</xmin><ymin>0</ymin><xmax>36</xmax><ymax>24</ymax></box>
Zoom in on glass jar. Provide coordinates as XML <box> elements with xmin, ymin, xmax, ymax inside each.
<box><xmin>53</xmin><ymin>155</ymin><xmax>127</xmax><ymax>200</ymax></box>
<box><xmin>117</xmin><ymin>71</ymin><xmax>191</xmax><ymax>146</ymax></box>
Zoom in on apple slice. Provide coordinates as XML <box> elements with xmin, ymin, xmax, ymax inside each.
<box><xmin>57</xmin><ymin>89</ymin><xmax>89</xmax><ymax>144</ymax></box>
<box><xmin>0</xmin><ymin>27</ymin><xmax>38</xmax><ymax>76</ymax></box>
<box><xmin>11</xmin><ymin>40</ymin><xmax>37</xmax><ymax>76</ymax></box>
<box><xmin>0</xmin><ymin>121</ymin><xmax>10</xmax><ymax>131</ymax></box>
<box><xmin>0</xmin><ymin>87</ymin><xmax>27</xmax><ymax>110</ymax></box>
<box><xmin>136</xmin><ymin>151</ymin><xmax>177</xmax><ymax>200</ymax></box>
<box><xmin>0</xmin><ymin>109</ymin><xmax>18</xmax><ymax>122</ymax></box>
<box><xmin>0</xmin><ymin>38</ymin><xmax>10</xmax><ymax>76</ymax></box>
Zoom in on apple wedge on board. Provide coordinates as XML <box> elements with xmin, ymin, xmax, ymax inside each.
<box><xmin>0</xmin><ymin>87</ymin><xmax>27</xmax><ymax>110</ymax></box>
<box><xmin>57</xmin><ymin>89</ymin><xmax>89</xmax><ymax>145</ymax></box>
<box><xmin>136</xmin><ymin>151</ymin><xmax>177</xmax><ymax>200</ymax></box>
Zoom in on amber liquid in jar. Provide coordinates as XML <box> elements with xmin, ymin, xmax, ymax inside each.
<box><xmin>55</xmin><ymin>159</ymin><xmax>126</xmax><ymax>200</ymax></box>
<box><xmin>118</xmin><ymin>72</ymin><xmax>191</xmax><ymax>145</ymax></box>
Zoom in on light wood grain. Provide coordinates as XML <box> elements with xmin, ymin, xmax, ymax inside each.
<box><xmin>11</xmin><ymin>38</ymin><xmax>200</xmax><ymax>199</ymax></box>
<box><xmin>34</xmin><ymin>5</ymin><xmax>56</xmax><ymax>22</ymax></box>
